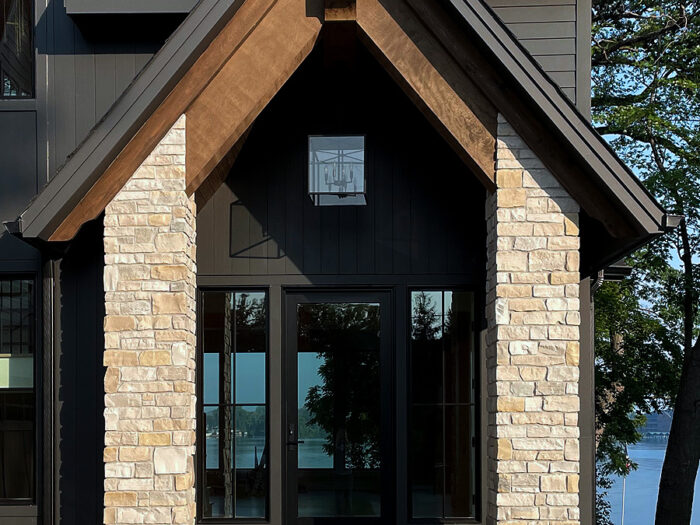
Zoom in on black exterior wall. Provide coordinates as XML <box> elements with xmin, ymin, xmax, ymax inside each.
<box><xmin>197</xmin><ymin>41</ymin><xmax>486</xmax><ymax>285</ymax></box>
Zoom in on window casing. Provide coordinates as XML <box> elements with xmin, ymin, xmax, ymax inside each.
<box><xmin>199</xmin><ymin>290</ymin><xmax>269</xmax><ymax>520</ymax></box>
<box><xmin>1</xmin><ymin>0</ymin><xmax>33</xmax><ymax>98</ymax></box>
<box><xmin>0</xmin><ymin>276</ymin><xmax>36</xmax><ymax>503</ymax></box>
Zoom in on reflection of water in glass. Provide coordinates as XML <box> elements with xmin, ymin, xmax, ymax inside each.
<box><xmin>206</xmin><ymin>436</ymin><xmax>267</xmax><ymax>470</ymax></box>
<box><xmin>607</xmin><ymin>440</ymin><xmax>700</xmax><ymax>524</ymax></box>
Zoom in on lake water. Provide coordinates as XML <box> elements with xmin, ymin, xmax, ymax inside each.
<box><xmin>607</xmin><ymin>440</ymin><xmax>700</xmax><ymax>524</ymax></box>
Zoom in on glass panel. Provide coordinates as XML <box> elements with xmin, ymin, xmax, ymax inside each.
<box><xmin>0</xmin><ymin>390</ymin><xmax>34</xmax><ymax>499</ymax></box>
<box><xmin>1</xmin><ymin>0</ymin><xmax>33</xmax><ymax>98</ymax></box>
<box><xmin>444</xmin><ymin>291</ymin><xmax>475</xmax><ymax>404</ymax></box>
<box><xmin>445</xmin><ymin>405</ymin><xmax>475</xmax><ymax>518</ymax></box>
<box><xmin>297</xmin><ymin>302</ymin><xmax>381</xmax><ymax>517</ymax></box>
<box><xmin>308</xmin><ymin>136</ymin><xmax>366</xmax><ymax>206</ymax></box>
<box><xmin>409</xmin><ymin>290</ymin><xmax>476</xmax><ymax>519</ymax></box>
<box><xmin>203</xmin><ymin>354</ymin><xmax>219</xmax><ymax>405</ymax></box>
<box><xmin>234</xmin><ymin>405</ymin><xmax>267</xmax><ymax>518</ymax></box>
<box><xmin>410</xmin><ymin>291</ymin><xmax>443</xmax><ymax>404</ymax></box>
<box><xmin>200</xmin><ymin>290</ymin><xmax>269</xmax><ymax>519</ymax></box>
<box><xmin>410</xmin><ymin>405</ymin><xmax>443</xmax><ymax>518</ymax></box>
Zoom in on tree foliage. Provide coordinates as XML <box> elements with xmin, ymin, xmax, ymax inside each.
<box><xmin>592</xmin><ymin>1</ymin><xmax>700</xmax><ymax>522</ymax></box>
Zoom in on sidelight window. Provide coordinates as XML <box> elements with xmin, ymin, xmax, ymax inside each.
<box><xmin>409</xmin><ymin>290</ymin><xmax>477</xmax><ymax>520</ymax></box>
<box><xmin>1</xmin><ymin>0</ymin><xmax>33</xmax><ymax>98</ymax></box>
<box><xmin>0</xmin><ymin>276</ymin><xmax>35</xmax><ymax>502</ymax></box>
<box><xmin>199</xmin><ymin>290</ymin><xmax>268</xmax><ymax>520</ymax></box>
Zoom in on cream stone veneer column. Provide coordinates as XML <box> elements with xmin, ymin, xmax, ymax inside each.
<box><xmin>485</xmin><ymin>115</ymin><xmax>580</xmax><ymax>524</ymax></box>
<box><xmin>103</xmin><ymin>115</ymin><xmax>197</xmax><ymax>525</ymax></box>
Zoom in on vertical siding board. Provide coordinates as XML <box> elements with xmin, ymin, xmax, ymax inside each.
<box><xmin>320</xmin><ymin>206</ymin><xmax>340</xmax><ymax>275</ymax></box>
<box><xmin>248</xmin><ymin>168</ymin><xmax>269</xmax><ymax>276</ymax></box>
<box><xmin>356</xmin><ymin>143</ymin><xmax>375</xmax><ymax>274</ymax></box>
<box><xmin>338</xmin><ymin>207</ymin><xmax>358</xmax><ymax>275</ymax></box>
<box><xmin>52</xmin><ymin>5</ymin><xmax>76</xmax><ymax>167</ymax></box>
<box><xmin>94</xmin><ymin>52</ymin><xmax>117</xmax><ymax>122</ymax></box>
<box><xmin>409</xmin><ymin>167</ymin><xmax>429</xmax><ymax>275</ymax></box>
<box><xmin>373</xmin><ymin>147</ymin><xmax>393</xmax><ymax>275</ymax></box>
<box><xmin>392</xmin><ymin>159</ymin><xmax>411</xmax><ymax>275</ymax></box>
<box><xmin>302</xmin><ymin>187</ymin><xmax>322</xmax><ymax>275</ymax></box>
<box><xmin>285</xmin><ymin>149</ymin><xmax>305</xmax><ymax>275</ymax></box>
<box><xmin>267</xmin><ymin>161</ymin><xmax>287</xmax><ymax>275</ymax></box>
<box><xmin>73</xmin><ymin>29</ymin><xmax>96</xmax><ymax>143</ymax></box>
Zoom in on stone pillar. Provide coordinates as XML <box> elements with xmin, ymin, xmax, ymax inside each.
<box><xmin>103</xmin><ymin>115</ymin><xmax>197</xmax><ymax>525</ymax></box>
<box><xmin>485</xmin><ymin>115</ymin><xmax>580</xmax><ymax>524</ymax></box>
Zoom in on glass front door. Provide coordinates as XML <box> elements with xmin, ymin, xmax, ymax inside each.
<box><xmin>285</xmin><ymin>292</ymin><xmax>392</xmax><ymax>524</ymax></box>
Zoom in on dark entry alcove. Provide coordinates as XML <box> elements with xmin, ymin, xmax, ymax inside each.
<box><xmin>196</xmin><ymin>35</ymin><xmax>486</xmax><ymax>283</ymax></box>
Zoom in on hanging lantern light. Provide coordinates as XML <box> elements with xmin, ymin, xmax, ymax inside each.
<box><xmin>308</xmin><ymin>135</ymin><xmax>366</xmax><ymax>206</ymax></box>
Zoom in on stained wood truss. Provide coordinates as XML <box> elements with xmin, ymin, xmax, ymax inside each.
<box><xmin>50</xmin><ymin>0</ymin><xmax>504</xmax><ymax>241</ymax></box>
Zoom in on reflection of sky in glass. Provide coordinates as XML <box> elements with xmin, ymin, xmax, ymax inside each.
<box><xmin>235</xmin><ymin>353</ymin><xmax>265</xmax><ymax>404</ymax></box>
<box><xmin>298</xmin><ymin>352</ymin><xmax>323</xmax><ymax>409</ymax></box>
<box><xmin>204</xmin><ymin>353</ymin><xmax>219</xmax><ymax>404</ymax></box>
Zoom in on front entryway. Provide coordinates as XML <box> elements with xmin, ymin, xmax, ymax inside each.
<box><xmin>284</xmin><ymin>292</ymin><xmax>393</xmax><ymax>524</ymax></box>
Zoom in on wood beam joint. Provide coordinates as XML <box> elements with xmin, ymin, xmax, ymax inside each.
<box><xmin>324</xmin><ymin>0</ymin><xmax>355</xmax><ymax>21</ymax></box>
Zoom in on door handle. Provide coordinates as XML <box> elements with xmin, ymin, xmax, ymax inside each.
<box><xmin>287</xmin><ymin>423</ymin><xmax>304</xmax><ymax>445</ymax></box>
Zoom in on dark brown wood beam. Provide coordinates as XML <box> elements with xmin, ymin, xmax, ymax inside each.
<box><xmin>356</xmin><ymin>0</ymin><xmax>498</xmax><ymax>189</ymax></box>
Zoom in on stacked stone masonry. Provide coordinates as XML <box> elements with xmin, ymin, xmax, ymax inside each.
<box><xmin>103</xmin><ymin>115</ymin><xmax>197</xmax><ymax>525</ymax></box>
<box><xmin>485</xmin><ymin>115</ymin><xmax>581</xmax><ymax>524</ymax></box>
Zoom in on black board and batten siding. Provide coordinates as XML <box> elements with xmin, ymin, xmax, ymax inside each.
<box><xmin>484</xmin><ymin>0</ymin><xmax>591</xmax><ymax>114</ymax></box>
<box><xmin>196</xmin><ymin>44</ymin><xmax>486</xmax><ymax>287</ymax></box>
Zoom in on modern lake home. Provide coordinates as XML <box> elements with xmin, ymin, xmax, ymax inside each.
<box><xmin>0</xmin><ymin>0</ymin><xmax>678</xmax><ymax>524</ymax></box>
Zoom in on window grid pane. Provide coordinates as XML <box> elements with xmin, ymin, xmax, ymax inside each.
<box><xmin>0</xmin><ymin>276</ymin><xmax>36</xmax><ymax>502</ymax></box>
<box><xmin>1</xmin><ymin>0</ymin><xmax>33</xmax><ymax>98</ymax></box>
<box><xmin>201</xmin><ymin>290</ymin><xmax>268</xmax><ymax>520</ymax></box>
<box><xmin>409</xmin><ymin>290</ymin><xmax>476</xmax><ymax>520</ymax></box>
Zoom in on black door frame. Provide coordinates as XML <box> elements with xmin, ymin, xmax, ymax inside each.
<box><xmin>283</xmin><ymin>289</ymin><xmax>396</xmax><ymax>525</ymax></box>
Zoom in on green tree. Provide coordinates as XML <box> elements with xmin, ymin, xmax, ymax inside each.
<box><xmin>592</xmin><ymin>1</ymin><xmax>700</xmax><ymax>522</ymax></box>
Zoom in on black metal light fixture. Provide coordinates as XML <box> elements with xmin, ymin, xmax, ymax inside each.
<box><xmin>308</xmin><ymin>135</ymin><xmax>366</xmax><ymax>206</ymax></box>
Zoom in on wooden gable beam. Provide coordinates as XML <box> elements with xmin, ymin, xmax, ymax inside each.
<box><xmin>185</xmin><ymin>0</ymin><xmax>322</xmax><ymax>193</ymax></box>
<box><xmin>406</xmin><ymin>0</ymin><xmax>637</xmax><ymax>238</ymax></box>
<box><xmin>48</xmin><ymin>0</ymin><xmax>319</xmax><ymax>242</ymax></box>
<box><xmin>355</xmin><ymin>0</ymin><xmax>498</xmax><ymax>188</ymax></box>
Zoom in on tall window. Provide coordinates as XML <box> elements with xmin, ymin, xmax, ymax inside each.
<box><xmin>409</xmin><ymin>290</ymin><xmax>476</xmax><ymax>519</ymax></box>
<box><xmin>0</xmin><ymin>276</ymin><xmax>35</xmax><ymax>502</ymax></box>
<box><xmin>1</xmin><ymin>0</ymin><xmax>33</xmax><ymax>98</ymax></box>
<box><xmin>200</xmin><ymin>290</ymin><xmax>268</xmax><ymax>520</ymax></box>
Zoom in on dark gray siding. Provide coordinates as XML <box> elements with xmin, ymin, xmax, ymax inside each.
<box><xmin>0</xmin><ymin>109</ymin><xmax>37</xmax><ymax>222</ymax></box>
<box><xmin>484</xmin><ymin>0</ymin><xmax>591</xmax><ymax>112</ymax></box>
<box><xmin>197</xmin><ymin>44</ymin><xmax>486</xmax><ymax>285</ymax></box>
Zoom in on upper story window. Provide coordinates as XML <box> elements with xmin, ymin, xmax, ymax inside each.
<box><xmin>0</xmin><ymin>276</ymin><xmax>36</xmax><ymax>502</ymax></box>
<box><xmin>1</xmin><ymin>0</ymin><xmax>33</xmax><ymax>98</ymax></box>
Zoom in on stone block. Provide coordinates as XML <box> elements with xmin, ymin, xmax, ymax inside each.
<box><xmin>153</xmin><ymin>447</ymin><xmax>188</xmax><ymax>474</ymax></box>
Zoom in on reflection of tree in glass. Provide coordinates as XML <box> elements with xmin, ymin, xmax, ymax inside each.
<box><xmin>412</xmin><ymin>292</ymin><xmax>441</xmax><ymax>341</ymax></box>
<box><xmin>235</xmin><ymin>293</ymin><xmax>266</xmax><ymax>352</ymax></box>
<box><xmin>300</xmin><ymin>303</ymin><xmax>381</xmax><ymax>470</ymax></box>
